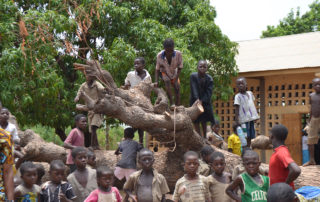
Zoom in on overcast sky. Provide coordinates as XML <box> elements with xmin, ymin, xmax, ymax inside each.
<box><xmin>210</xmin><ymin>0</ymin><xmax>315</xmax><ymax>41</ymax></box>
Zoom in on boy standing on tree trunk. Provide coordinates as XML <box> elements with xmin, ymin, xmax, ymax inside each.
<box><xmin>74</xmin><ymin>69</ymin><xmax>105</xmax><ymax>150</ymax></box>
<box><xmin>155</xmin><ymin>38</ymin><xmax>183</xmax><ymax>107</ymax></box>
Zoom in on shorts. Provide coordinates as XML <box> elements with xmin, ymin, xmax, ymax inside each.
<box><xmin>308</xmin><ymin>117</ymin><xmax>320</xmax><ymax>145</ymax></box>
<box><xmin>88</xmin><ymin>111</ymin><xmax>103</xmax><ymax>132</ymax></box>
<box><xmin>114</xmin><ymin>167</ymin><xmax>136</xmax><ymax>181</ymax></box>
<box><xmin>161</xmin><ymin>72</ymin><xmax>180</xmax><ymax>85</ymax></box>
<box><xmin>245</xmin><ymin>121</ymin><xmax>256</xmax><ymax>139</ymax></box>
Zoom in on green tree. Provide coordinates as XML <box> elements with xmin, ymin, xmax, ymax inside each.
<box><xmin>0</xmin><ymin>0</ymin><xmax>237</xmax><ymax>140</ymax></box>
<box><xmin>262</xmin><ymin>0</ymin><xmax>320</xmax><ymax>38</ymax></box>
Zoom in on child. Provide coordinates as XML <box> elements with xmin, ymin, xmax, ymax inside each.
<box><xmin>269</xmin><ymin>124</ymin><xmax>301</xmax><ymax>190</ymax></box>
<box><xmin>207</xmin><ymin>151</ymin><xmax>233</xmax><ymax>202</ymax></box>
<box><xmin>87</xmin><ymin>149</ymin><xmax>96</xmax><ymax>169</ymax></box>
<box><xmin>267</xmin><ymin>183</ymin><xmax>298</xmax><ymax>202</ymax></box>
<box><xmin>114</xmin><ymin>127</ymin><xmax>143</xmax><ymax>181</ymax></box>
<box><xmin>198</xmin><ymin>145</ymin><xmax>215</xmax><ymax>176</ymax></box>
<box><xmin>155</xmin><ymin>38</ymin><xmax>183</xmax><ymax>106</ymax></box>
<box><xmin>74</xmin><ymin>69</ymin><xmax>105</xmax><ymax>149</ymax></box>
<box><xmin>226</xmin><ymin>150</ymin><xmax>269</xmax><ymax>202</ymax></box>
<box><xmin>172</xmin><ymin>151</ymin><xmax>211</xmax><ymax>202</ymax></box>
<box><xmin>64</xmin><ymin>114</ymin><xmax>87</xmax><ymax>173</ymax></box>
<box><xmin>190</xmin><ymin>60</ymin><xmax>215</xmax><ymax>138</ymax></box>
<box><xmin>0</xmin><ymin>107</ymin><xmax>19</xmax><ymax>143</ymax></box>
<box><xmin>228</xmin><ymin>122</ymin><xmax>242</xmax><ymax>156</ymax></box>
<box><xmin>234</xmin><ymin>77</ymin><xmax>259</xmax><ymax>147</ymax></box>
<box><xmin>40</xmin><ymin>160</ymin><xmax>76</xmax><ymax>202</ymax></box>
<box><xmin>124</xmin><ymin>57</ymin><xmax>152</xmax><ymax>144</ymax></box>
<box><xmin>207</xmin><ymin>121</ymin><xmax>226</xmax><ymax>149</ymax></box>
<box><xmin>35</xmin><ymin>164</ymin><xmax>45</xmax><ymax>186</ymax></box>
<box><xmin>304</xmin><ymin>77</ymin><xmax>320</xmax><ymax>166</ymax></box>
<box><xmin>124</xmin><ymin>148</ymin><xmax>170</xmax><ymax>202</ymax></box>
<box><xmin>302</xmin><ymin>125</ymin><xmax>309</xmax><ymax>164</ymax></box>
<box><xmin>67</xmin><ymin>147</ymin><xmax>97</xmax><ymax>202</ymax></box>
<box><xmin>15</xmin><ymin>161</ymin><xmax>41</xmax><ymax>201</ymax></box>
<box><xmin>85</xmin><ymin>166</ymin><xmax>122</xmax><ymax>202</ymax></box>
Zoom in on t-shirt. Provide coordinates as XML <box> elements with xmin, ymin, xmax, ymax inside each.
<box><xmin>64</xmin><ymin>128</ymin><xmax>85</xmax><ymax>165</ymax></box>
<box><xmin>116</xmin><ymin>139</ymin><xmax>143</xmax><ymax>169</ymax></box>
<box><xmin>124</xmin><ymin>70</ymin><xmax>152</xmax><ymax>88</ymax></box>
<box><xmin>156</xmin><ymin>50</ymin><xmax>183</xmax><ymax>79</ymax></box>
<box><xmin>240</xmin><ymin>172</ymin><xmax>269</xmax><ymax>202</ymax></box>
<box><xmin>207</xmin><ymin>175</ymin><xmax>233</xmax><ymax>202</ymax></box>
<box><xmin>15</xmin><ymin>184</ymin><xmax>41</xmax><ymax>202</ymax></box>
<box><xmin>234</xmin><ymin>91</ymin><xmax>259</xmax><ymax>123</ymax></box>
<box><xmin>172</xmin><ymin>175</ymin><xmax>210</xmax><ymax>202</ymax></box>
<box><xmin>269</xmin><ymin>145</ymin><xmax>295</xmax><ymax>189</ymax></box>
<box><xmin>76</xmin><ymin>81</ymin><xmax>105</xmax><ymax>105</ymax></box>
<box><xmin>0</xmin><ymin>122</ymin><xmax>19</xmax><ymax>142</ymax></box>
<box><xmin>84</xmin><ymin>187</ymin><xmax>122</xmax><ymax>202</ymax></box>
<box><xmin>228</xmin><ymin>133</ymin><xmax>242</xmax><ymax>156</ymax></box>
<box><xmin>40</xmin><ymin>181</ymin><xmax>76</xmax><ymax>202</ymax></box>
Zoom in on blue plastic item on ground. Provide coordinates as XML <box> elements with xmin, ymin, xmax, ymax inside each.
<box><xmin>295</xmin><ymin>186</ymin><xmax>320</xmax><ymax>200</ymax></box>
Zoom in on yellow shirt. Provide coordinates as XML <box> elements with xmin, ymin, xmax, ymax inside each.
<box><xmin>228</xmin><ymin>133</ymin><xmax>241</xmax><ymax>156</ymax></box>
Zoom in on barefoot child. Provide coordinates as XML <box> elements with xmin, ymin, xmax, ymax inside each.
<box><xmin>173</xmin><ymin>151</ymin><xmax>211</xmax><ymax>202</ymax></box>
<box><xmin>64</xmin><ymin>114</ymin><xmax>87</xmax><ymax>173</ymax></box>
<box><xmin>124</xmin><ymin>148</ymin><xmax>170</xmax><ymax>202</ymax></box>
<box><xmin>207</xmin><ymin>151</ymin><xmax>233</xmax><ymax>202</ymax></box>
<box><xmin>40</xmin><ymin>160</ymin><xmax>76</xmax><ymax>202</ymax></box>
<box><xmin>190</xmin><ymin>60</ymin><xmax>215</xmax><ymax>138</ymax></box>
<box><xmin>15</xmin><ymin>162</ymin><xmax>41</xmax><ymax>201</ymax></box>
<box><xmin>269</xmin><ymin>125</ymin><xmax>300</xmax><ymax>189</ymax></box>
<box><xmin>198</xmin><ymin>145</ymin><xmax>214</xmax><ymax>176</ymax></box>
<box><xmin>85</xmin><ymin>166</ymin><xmax>122</xmax><ymax>202</ymax></box>
<box><xmin>228</xmin><ymin>122</ymin><xmax>242</xmax><ymax>156</ymax></box>
<box><xmin>304</xmin><ymin>78</ymin><xmax>320</xmax><ymax>166</ymax></box>
<box><xmin>234</xmin><ymin>77</ymin><xmax>259</xmax><ymax>147</ymax></box>
<box><xmin>226</xmin><ymin>150</ymin><xmax>269</xmax><ymax>202</ymax></box>
<box><xmin>67</xmin><ymin>147</ymin><xmax>97</xmax><ymax>202</ymax></box>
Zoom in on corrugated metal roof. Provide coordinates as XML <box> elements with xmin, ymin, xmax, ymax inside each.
<box><xmin>236</xmin><ymin>32</ymin><xmax>320</xmax><ymax>73</ymax></box>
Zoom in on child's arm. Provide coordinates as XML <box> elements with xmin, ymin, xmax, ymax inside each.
<box><xmin>286</xmin><ymin>162</ymin><xmax>301</xmax><ymax>185</ymax></box>
<box><xmin>59</xmin><ymin>192</ymin><xmax>73</xmax><ymax>202</ymax></box>
<box><xmin>235</xmin><ymin>105</ymin><xmax>240</xmax><ymax>124</ymax></box>
<box><xmin>4</xmin><ymin>163</ymin><xmax>14</xmax><ymax>200</ymax></box>
<box><xmin>226</xmin><ymin>176</ymin><xmax>243</xmax><ymax>202</ymax></box>
<box><xmin>123</xmin><ymin>176</ymin><xmax>138</xmax><ymax>202</ymax></box>
<box><xmin>190</xmin><ymin>74</ymin><xmax>200</xmax><ymax>101</ymax></box>
<box><xmin>114</xmin><ymin>147</ymin><xmax>120</xmax><ymax>155</ymax></box>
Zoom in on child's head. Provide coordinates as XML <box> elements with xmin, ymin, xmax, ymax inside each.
<box><xmin>312</xmin><ymin>77</ymin><xmax>320</xmax><ymax>93</ymax></box>
<box><xmin>49</xmin><ymin>160</ymin><xmax>65</xmax><ymax>185</ymax></box>
<box><xmin>84</xmin><ymin>69</ymin><xmax>96</xmax><ymax>82</ymax></box>
<box><xmin>242</xmin><ymin>150</ymin><xmax>260</xmax><ymax>177</ymax></box>
<box><xmin>270</xmin><ymin>124</ymin><xmax>288</xmax><ymax>145</ymax></box>
<box><xmin>87</xmin><ymin>149</ymin><xmax>96</xmax><ymax>168</ymax></box>
<box><xmin>20</xmin><ymin>161</ymin><xmax>38</xmax><ymax>187</ymax></box>
<box><xmin>163</xmin><ymin>38</ymin><xmax>174</xmax><ymax>56</ymax></box>
<box><xmin>0</xmin><ymin>107</ymin><xmax>9</xmax><ymax>123</ymax></box>
<box><xmin>35</xmin><ymin>163</ymin><xmax>45</xmax><ymax>185</ymax></box>
<box><xmin>134</xmin><ymin>57</ymin><xmax>145</xmax><ymax>72</ymax></box>
<box><xmin>183</xmin><ymin>151</ymin><xmax>199</xmax><ymax>176</ymax></box>
<box><xmin>197</xmin><ymin>60</ymin><xmax>208</xmax><ymax>75</ymax></box>
<box><xmin>236</xmin><ymin>77</ymin><xmax>247</xmax><ymax>93</ymax></box>
<box><xmin>96</xmin><ymin>166</ymin><xmax>114</xmax><ymax>190</ymax></box>
<box><xmin>208</xmin><ymin>151</ymin><xmax>225</xmax><ymax>175</ymax></box>
<box><xmin>232</xmin><ymin>122</ymin><xmax>240</xmax><ymax>134</ymax></box>
<box><xmin>71</xmin><ymin>147</ymin><xmax>88</xmax><ymax>169</ymax></box>
<box><xmin>138</xmin><ymin>148</ymin><xmax>154</xmax><ymax>171</ymax></box>
<box><xmin>75</xmin><ymin>114</ymin><xmax>87</xmax><ymax>131</ymax></box>
<box><xmin>267</xmin><ymin>183</ymin><xmax>298</xmax><ymax>202</ymax></box>
<box><xmin>124</xmin><ymin>127</ymin><xmax>134</xmax><ymax>139</ymax></box>
<box><xmin>211</xmin><ymin>120</ymin><xmax>220</xmax><ymax>134</ymax></box>
<box><xmin>200</xmin><ymin>145</ymin><xmax>215</xmax><ymax>163</ymax></box>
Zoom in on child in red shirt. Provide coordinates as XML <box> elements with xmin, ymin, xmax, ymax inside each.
<box><xmin>269</xmin><ymin>125</ymin><xmax>301</xmax><ymax>190</ymax></box>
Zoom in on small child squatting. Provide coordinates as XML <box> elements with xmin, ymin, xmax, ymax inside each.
<box><xmin>124</xmin><ymin>148</ymin><xmax>170</xmax><ymax>202</ymax></box>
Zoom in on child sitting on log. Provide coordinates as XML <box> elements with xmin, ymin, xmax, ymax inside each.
<box><xmin>67</xmin><ymin>147</ymin><xmax>97</xmax><ymax>202</ymax></box>
<box><xmin>15</xmin><ymin>161</ymin><xmax>41</xmax><ymax>201</ymax></box>
<box><xmin>173</xmin><ymin>151</ymin><xmax>211</xmax><ymax>202</ymax></box>
<box><xmin>198</xmin><ymin>145</ymin><xmax>215</xmax><ymax>176</ymax></box>
<box><xmin>85</xmin><ymin>166</ymin><xmax>122</xmax><ymax>202</ymax></box>
<box><xmin>124</xmin><ymin>148</ymin><xmax>170</xmax><ymax>202</ymax></box>
<box><xmin>40</xmin><ymin>160</ymin><xmax>76</xmax><ymax>202</ymax></box>
<box><xmin>114</xmin><ymin>127</ymin><xmax>143</xmax><ymax>182</ymax></box>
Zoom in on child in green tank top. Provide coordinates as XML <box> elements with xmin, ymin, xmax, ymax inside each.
<box><xmin>226</xmin><ymin>150</ymin><xmax>269</xmax><ymax>202</ymax></box>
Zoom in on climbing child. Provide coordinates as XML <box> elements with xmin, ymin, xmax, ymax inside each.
<box><xmin>124</xmin><ymin>148</ymin><xmax>170</xmax><ymax>202</ymax></box>
<box><xmin>226</xmin><ymin>150</ymin><xmax>269</xmax><ymax>202</ymax></box>
<box><xmin>114</xmin><ymin>127</ymin><xmax>143</xmax><ymax>182</ymax></box>
<box><xmin>198</xmin><ymin>145</ymin><xmax>215</xmax><ymax>176</ymax></box>
<box><xmin>63</xmin><ymin>114</ymin><xmax>87</xmax><ymax>173</ymax></box>
<box><xmin>228</xmin><ymin>122</ymin><xmax>242</xmax><ymax>156</ymax></box>
<box><xmin>85</xmin><ymin>166</ymin><xmax>122</xmax><ymax>202</ymax></box>
<box><xmin>269</xmin><ymin>125</ymin><xmax>301</xmax><ymax>190</ymax></box>
<box><xmin>207</xmin><ymin>151</ymin><xmax>233</xmax><ymax>202</ymax></box>
<box><xmin>234</xmin><ymin>77</ymin><xmax>259</xmax><ymax>147</ymax></box>
<box><xmin>172</xmin><ymin>151</ymin><xmax>210</xmax><ymax>202</ymax></box>
<box><xmin>67</xmin><ymin>147</ymin><xmax>97</xmax><ymax>202</ymax></box>
<box><xmin>40</xmin><ymin>160</ymin><xmax>76</xmax><ymax>202</ymax></box>
<box><xmin>14</xmin><ymin>161</ymin><xmax>41</xmax><ymax>202</ymax></box>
